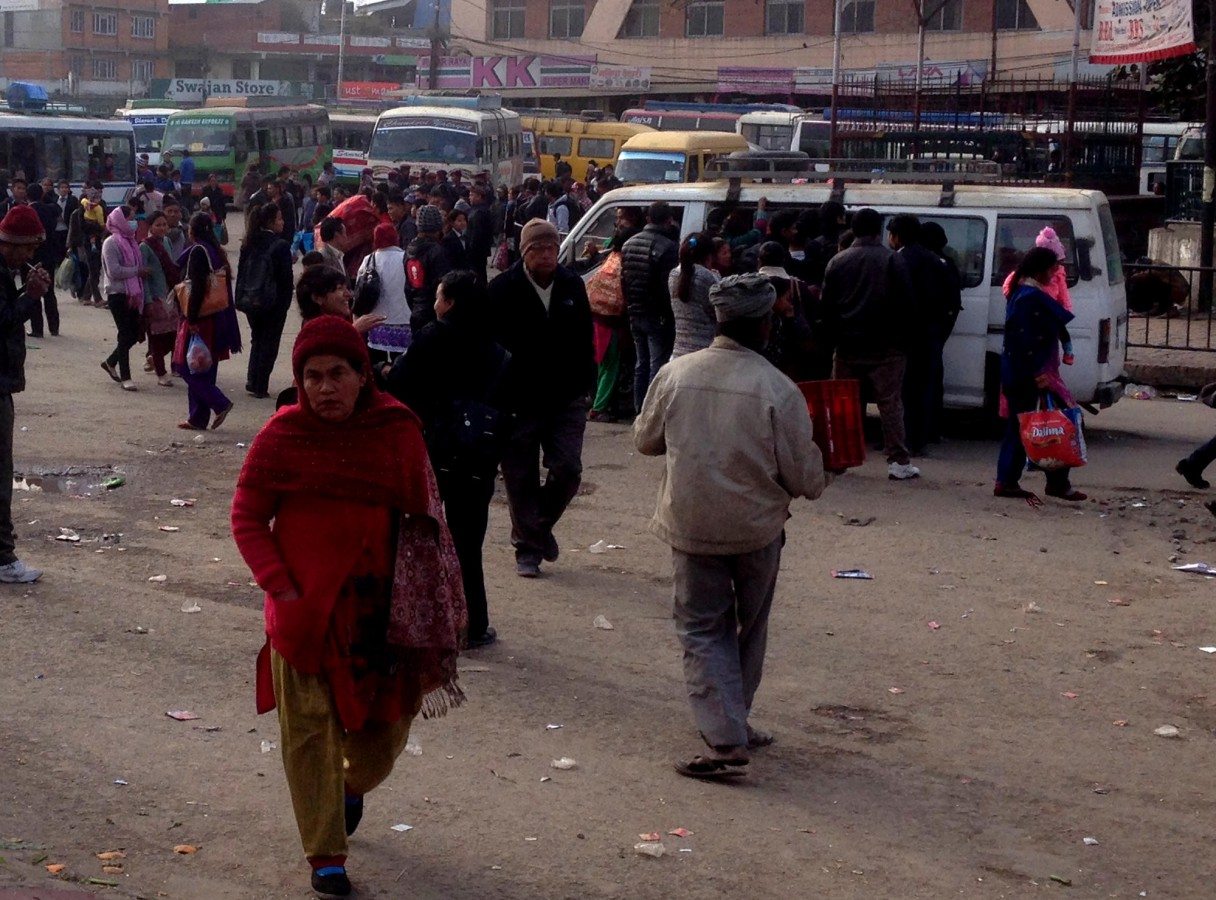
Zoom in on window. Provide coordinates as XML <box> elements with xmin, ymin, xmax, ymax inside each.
<box><xmin>765</xmin><ymin>0</ymin><xmax>803</xmax><ymax>35</ymax></box>
<box><xmin>491</xmin><ymin>0</ymin><xmax>524</xmax><ymax>39</ymax></box>
<box><xmin>232</xmin><ymin>59</ymin><xmax>252</xmax><ymax>80</ymax></box>
<box><xmin>924</xmin><ymin>0</ymin><xmax>961</xmax><ymax>31</ymax></box>
<box><xmin>915</xmin><ymin>216</ymin><xmax>987</xmax><ymax>288</ymax></box>
<box><xmin>67</xmin><ymin>53</ymin><xmax>85</xmax><ymax>76</ymax></box>
<box><xmin>618</xmin><ymin>0</ymin><xmax>658</xmax><ymax>37</ymax></box>
<box><xmin>92</xmin><ymin>57</ymin><xmax>118</xmax><ymax>80</ymax></box>
<box><xmin>92</xmin><ymin>10</ymin><xmax>117</xmax><ymax>35</ymax></box>
<box><xmin>131</xmin><ymin>58</ymin><xmax>154</xmax><ymax>83</ymax></box>
<box><xmin>549</xmin><ymin>0</ymin><xmax>584</xmax><ymax>38</ymax></box>
<box><xmin>3</xmin><ymin>12</ymin><xmax>13</xmax><ymax>48</ymax></box>
<box><xmin>1097</xmin><ymin>204</ymin><xmax>1123</xmax><ymax>285</ymax></box>
<box><xmin>840</xmin><ymin>0</ymin><xmax>874</xmax><ymax>33</ymax></box>
<box><xmin>993</xmin><ymin>215</ymin><xmax>1077</xmax><ymax>287</ymax></box>
<box><xmin>538</xmin><ymin>135</ymin><xmax>572</xmax><ymax>156</ymax></box>
<box><xmin>131</xmin><ymin>14</ymin><xmax>155</xmax><ymax>38</ymax></box>
<box><xmin>686</xmin><ymin>0</ymin><xmax>723</xmax><ymax>37</ymax></box>
<box><xmin>578</xmin><ymin>137</ymin><xmax>616</xmax><ymax>159</ymax></box>
<box><xmin>70</xmin><ymin>8</ymin><xmax>84</xmax><ymax>32</ymax></box>
<box><xmin>994</xmin><ymin>0</ymin><xmax>1037</xmax><ymax>30</ymax></box>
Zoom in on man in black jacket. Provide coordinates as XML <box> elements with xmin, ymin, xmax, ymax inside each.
<box><xmin>0</xmin><ymin>206</ymin><xmax>50</xmax><ymax>582</ymax></box>
<box><xmin>821</xmin><ymin>207</ymin><xmax>919</xmax><ymax>481</ymax></box>
<box><xmin>466</xmin><ymin>183</ymin><xmax>495</xmax><ymax>285</ymax></box>
<box><xmin>488</xmin><ymin>219</ymin><xmax>594</xmax><ymax>578</ymax></box>
<box><xmin>620</xmin><ymin>200</ymin><xmax>679</xmax><ymax>411</ymax></box>
<box><xmin>405</xmin><ymin>204</ymin><xmax>452</xmax><ymax>333</ymax></box>
<box><xmin>26</xmin><ymin>184</ymin><xmax>60</xmax><ymax>338</ymax></box>
<box><xmin>887</xmin><ymin>213</ymin><xmax>958</xmax><ymax>454</ymax></box>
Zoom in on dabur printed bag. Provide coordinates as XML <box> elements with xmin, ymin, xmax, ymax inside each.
<box><xmin>1018</xmin><ymin>394</ymin><xmax>1087</xmax><ymax>470</ymax></box>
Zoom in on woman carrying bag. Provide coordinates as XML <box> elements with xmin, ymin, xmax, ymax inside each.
<box><xmin>140</xmin><ymin>211</ymin><xmax>180</xmax><ymax>387</ymax></box>
<box><xmin>174</xmin><ymin>212</ymin><xmax>241</xmax><ymax>430</ymax></box>
<box><xmin>994</xmin><ymin>246</ymin><xmax>1086</xmax><ymax>506</ymax></box>
<box><xmin>99</xmin><ymin>205</ymin><xmax>149</xmax><ymax>391</ymax></box>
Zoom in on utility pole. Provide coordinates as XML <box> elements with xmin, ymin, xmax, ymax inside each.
<box><xmin>429</xmin><ymin>25</ymin><xmax>442</xmax><ymax>91</ymax></box>
<box><xmin>1200</xmin><ymin>0</ymin><xmax>1216</xmax><ymax>309</ymax></box>
<box><xmin>337</xmin><ymin>0</ymin><xmax>347</xmax><ymax>101</ymax></box>
<box><xmin>830</xmin><ymin>0</ymin><xmax>843</xmax><ymax>157</ymax></box>
<box><xmin>914</xmin><ymin>1</ymin><xmax>926</xmax><ymax>129</ymax></box>
<box><xmin>1063</xmin><ymin>0</ymin><xmax>1082</xmax><ymax>180</ymax></box>
<box><xmin>990</xmin><ymin>0</ymin><xmax>998</xmax><ymax>82</ymax></box>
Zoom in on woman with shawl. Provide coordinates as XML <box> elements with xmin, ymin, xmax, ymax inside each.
<box><xmin>99</xmin><ymin>205</ymin><xmax>147</xmax><ymax>391</ymax></box>
<box><xmin>232</xmin><ymin>316</ymin><xmax>466</xmax><ymax>900</ymax></box>
<box><xmin>140</xmin><ymin>211</ymin><xmax>180</xmax><ymax>387</ymax></box>
<box><xmin>995</xmin><ymin>246</ymin><xmax>1085</xmax><ymax>506</ymax></box>
<box><xmin>174</xmin><ymin>212</ymin><xmax>241</xmax><ymax>430</ymax></box>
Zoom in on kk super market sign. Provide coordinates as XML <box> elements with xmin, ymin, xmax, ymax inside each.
<box><xmin>417</xmin><ymin>55</ymin><xmax>594</xmax><ymax>90</ymax></box>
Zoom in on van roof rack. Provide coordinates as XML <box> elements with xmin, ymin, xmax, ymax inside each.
<box><xmin>705</xmin><ymin>152</ymin><xmax>1004</xmax><ymax>207</ymax></box>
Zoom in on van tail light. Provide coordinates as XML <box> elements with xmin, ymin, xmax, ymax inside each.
<box><xmin>1098</xmin><ymin>318</ymin><xmax>1112</xmax><ymax>364</ymax></box>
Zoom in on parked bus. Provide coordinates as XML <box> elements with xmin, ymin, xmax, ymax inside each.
<box><xmin>519</xmin><ymin>114</ymin><xmax>652</xmax><ymax>180</ymax></box>
<box><xmin>1136</xmin><ymin>121</ymin><xmax>1196</xmax><ymax>195</ymax></box>
<box><xmin>330</xmin><ymin>111</ymin><xmax>377</xmax><ymax>185</ymax></box>
<box><xmin>737</xmin><ymin>110</ymin><xmax>832</xmax><ymax>157</ymax></box>
<box><xmin>116</xmin><ymin>101</ymin><xmax>181</xmax><ymax>170</ymax></box>
<box><xmin>621</xmin><ymin>100</ymin><xmax>797</xmax><ymax>134</ymax></box>
<box><xmin>615</xmin><ymin>131</ymin><xmax>750</xmax><ymax>184</ymax></box>
<box><xmin>367</xmin><ymin>95</ymin><xmax>522</xmax><ymax>188</ymax></box>
<box><xmin>0</xmin><ymin>112</ymin><xmax>135</xmax><ymax>206</ymax></box>
<box><xmin>160</xmin><ymin>101</ymin><xmax>331</xmax><ymax>197</ymax></box>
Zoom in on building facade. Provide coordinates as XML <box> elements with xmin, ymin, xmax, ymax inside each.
<box><xmin>1</xmin><ymin>0</ymin><xmax>172</xmax><ymax>99</ymax></box>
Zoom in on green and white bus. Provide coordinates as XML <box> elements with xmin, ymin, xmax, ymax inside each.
<box><xmin>160</xmin><ymin>101</ymin><xmax>331</xmax><ymax>198</ymax></box>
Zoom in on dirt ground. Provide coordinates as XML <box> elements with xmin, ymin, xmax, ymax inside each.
<box><xmin>4</xmin><ymin>232</ymin><xmax>1216</xmax><ymax>899</ymax></box>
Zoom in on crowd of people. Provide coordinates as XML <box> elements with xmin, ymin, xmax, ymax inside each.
<box><xmin>0</xmin><ymin>157</ymin><xmax>1100</xmax><ymax>898</ymax></box>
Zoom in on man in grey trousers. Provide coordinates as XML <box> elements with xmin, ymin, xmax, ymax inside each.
<box><xmin>634</xmin><ymin>273</ymin><xmax>825</xmax><ymax>779</ymax></box>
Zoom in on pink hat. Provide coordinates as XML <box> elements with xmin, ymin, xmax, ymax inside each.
<box><xmin>1035</xmin><ymin>226</ymin><xmax>1066</xmax><ymax>261</ymax></box>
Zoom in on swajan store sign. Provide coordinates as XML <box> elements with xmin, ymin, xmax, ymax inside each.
<box><xmin>151</xmin><ymin>79</ymin><xmax>316</xmax><ymax>101</ymax></box>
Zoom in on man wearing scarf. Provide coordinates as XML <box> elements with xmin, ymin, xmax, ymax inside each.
<box><xmin>232</xmin><ymin>316</ymin><xmax>466</xmax><ymax>900</ymax></box>
<box><xmin>634</xmin><ymin>273</ymin><xmax>825</xmax><ymax>780</ymax></box>
<box><xmin>0</xmin><ymin>206</ymin><xmax>50</xmax><ymax>583</ymax></box>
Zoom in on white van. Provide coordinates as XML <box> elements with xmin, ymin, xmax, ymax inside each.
<box><xmin>561</xmin><ymin>180</ymin><xmax>1127</xmax><ymax>412</ymax></box>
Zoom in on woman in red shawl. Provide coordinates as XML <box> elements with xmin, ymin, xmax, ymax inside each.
<box><xmin>231</xmin><ymin>315</ymin><xmax>466</xmax><ymax>900</ymax></box>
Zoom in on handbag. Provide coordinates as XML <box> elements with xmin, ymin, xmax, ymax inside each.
<box><xmin>1018</xmin><ymin>393</ymin><xmax>1087</xmax><ymax>470</ymax></box>
<box><xmin>426</xmin><ymin>346</ymin><xmax>511</xmax><ymax>476</ymax></box>
<box><xmin>586</xmin><ymin>251</ymin><xmax>625</xmax><ymax>318</ymax></box>
<box><xmin>54</xmin><ymin>256</ymin><xmax>75</xmax><ymax>292</ymax></box>
<box><xmin>174</xmin><ymin>247</ymin><xmax>229</xmax><ymax>317</ymax></box>
<box><xmin>352</xmin><ymin>252</ymin><xmax>381</xmax><ymax>317</ymax></box>
<box><xmin>493</xmin><ymin>239</ymin><xmax>510</xmax><ymax>272</ymax></box>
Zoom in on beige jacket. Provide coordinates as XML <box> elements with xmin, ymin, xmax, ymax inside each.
<box><xmin>634</xmin><ymin>335</ymin><xmax>825</xmax><ymax>555</ymax></box>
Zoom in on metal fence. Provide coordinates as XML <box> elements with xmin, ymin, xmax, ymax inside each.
<box><xmin>1165</xmin><ymin>160</ymin><xmax>1204</xmax><ymax>223</ymax></box>
<box><xmin>1125</xmin><ymin>261</ymin><xmax>1216</xmax><ymax>351</ymax></box>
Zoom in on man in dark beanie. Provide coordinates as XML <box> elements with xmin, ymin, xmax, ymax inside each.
<box><xmin>405</xmin><ymin>203</ymin><xmax>452</xmax><ymax>333</ymax></box>
<box><xmin>489</xmin><ymin>219</ymin><xmax>594</xmax><ymax>578</ymax></box>
<box><xmin>634</xmin><ymin>272</ymin><xmax>825</xmax><ymax>779</ymax></box>
<box><xmin>0</xmin><ymin>205</ymin><xmax>51</xmax><ymax>582</ymax></box>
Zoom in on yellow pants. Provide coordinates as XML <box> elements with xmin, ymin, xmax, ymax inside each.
<box><xmin>271</xmin><ymin>650</ymin><xmax>418</xmax><ymax>859</ymax></box>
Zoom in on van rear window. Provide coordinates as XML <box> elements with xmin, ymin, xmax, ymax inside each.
<box><xmin>993</xmin><ymin>215</ymin><xmax>1078</xmax><ymax>288</ymax></box>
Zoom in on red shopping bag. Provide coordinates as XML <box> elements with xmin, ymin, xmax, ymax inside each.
<box><xmin>1018</xmin><ymin>394</ymin><xmax>1087</xmax><ymax>470</ymax></box>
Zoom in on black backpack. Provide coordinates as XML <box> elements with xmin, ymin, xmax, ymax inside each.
<box><xmin>234</xmin><ymin>238</ymin><xmax>285</xmax><ymax>314</ymax></box>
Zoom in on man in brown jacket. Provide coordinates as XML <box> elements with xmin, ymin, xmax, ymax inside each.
<box><xmin>634</xmin><ymin>273</ymin><xmax>825</xmax><ymax>779</ymax></box>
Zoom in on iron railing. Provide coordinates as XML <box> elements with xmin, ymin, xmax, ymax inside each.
<box><xmin>1125</xmin><ymin>261</ymin><xmax>1216</xmax><ymax>351</ymax></box>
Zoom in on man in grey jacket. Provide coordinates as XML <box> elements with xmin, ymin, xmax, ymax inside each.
<box><xmin>634</xmin><ymin>273</ymin><xmax>825</xmax><ymax>779</ymax></box>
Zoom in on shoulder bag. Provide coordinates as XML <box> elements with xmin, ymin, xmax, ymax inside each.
<box><xmin>174</xmin><ymin>246</ymin><xmax>229</xmax><ymax>317</ymax></box>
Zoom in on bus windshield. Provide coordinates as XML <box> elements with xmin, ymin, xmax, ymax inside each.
<box><xmin>162</xmin><ymin>118</ymin><xmax>233</xmax><ymax>156</ymax></box>
<box><xmin>741</xmin><ymin>123</ymin><xmax>794</xmax><ymax>151</ymax></box>
<box><xmin>370</xmin><ymin>119</ymin><xmax>478</xmax><ymax>164</ymax></box>
<box><xmin>131</xmin><ymin>122</ymin><xmax>166</xmax><ymax>154</ymax></box>
<box><xmin>615</xmin><ymin>151</ymin><xmax>686</xmax><ymax>183</ymax></box>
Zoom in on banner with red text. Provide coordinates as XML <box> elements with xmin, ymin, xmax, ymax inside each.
<box><xmin>339</xmin><ymin>81</ymin><xmax>401</xmax><ymax>100</ymax></box>
<box><xmin>1089</xmin><ymin>0</ymin><xmax>1195</xmax><ymax>64</ymax></box>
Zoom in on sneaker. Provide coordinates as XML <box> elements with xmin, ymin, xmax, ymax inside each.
<box><xmin>0</xmin><ymin>560</ymin><xmax>42</xmax><ymax>583</ymax></box>
<box><xmin>120</xmin><ymin>380</ymin><xmax>138</xmax><ymax>392</ymax></box>
<box><xmin>542</xmin><ymin>533</ymin><xmax>559</xmax><ymax>563</ymax></box>
<box><xmin>1176</xmin><ymin>459</ymin><xmax>1210</xmax><ymax>490</ymax></box>
<box><xmin>100</xmin><ymin>361</ymin><xmax>120</xmax><ymax>383</ymax></box>
<box><xmin>467</xmin><ymin>626</ymin><xmax>498</xmax><ymax>649</ymax></box>
<box><xmin>310</xmin><ymin>866</ymin><xmax>352</xmax><ymax>899</ymax></box>
<box><xmin>158</xmin><ymin>375</ymin><xmax>174</xmax><ymax>387</ymax></box>
<box><xmin>888</xmin><ymin>462</ymin><xmax>921</xmax><ymax>481</ymax></box>
<box><xmin>515</xmin><ymin>560</ymin><xmax>541</xmax><ymax>578</ymax></box>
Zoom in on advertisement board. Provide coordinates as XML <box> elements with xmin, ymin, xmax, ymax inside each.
<box><xmin>1090</xmin><ymin>0</ymin><xmax>1195</xmax><ymax>64</ymax></box>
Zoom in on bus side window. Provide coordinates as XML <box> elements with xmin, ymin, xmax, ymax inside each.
<box><xmin>256</xmin><ymin>130</ymin><xmax>270</xmax><ymax>154</ymax></box>
<box><xmin>289</xmin><ymin>126</ymin><xmax>302</xmax><ymax>148</ymax></box>
<box><xmin>234</xmin><ymin>129</ymin><xmax>248</xmax><ymax>163</ymax></box>
<box><xmin>301</xmin><ymin>125</ymin><xmax>314</xmax><ymax>146</ymax></box>
<box><xmin>10</xmin><ymin>134</ymin><xmax>36</xmax><ymax>182</ymax></box>
<box><xmin>317</xmin><ymin>123</ymin><xmax>330</xmax><ymax>146</ymax></box>
<box><xmin>66</xmin><ymin>134</ymin><xmax>88</xmax><ymax>183</ymax></box>
<box><xmin>686</xmin><ymin>153</ymin><xmax>700</xmax><ymax>182</ymax></box>
<box><xmin>39</xmin><ymin>134</ymin><xmax>66</xmax><ymax>181</ymax></box>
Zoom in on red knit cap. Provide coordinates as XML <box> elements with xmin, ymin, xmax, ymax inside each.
<box><xmin>291</xmin><ymin>314</ymin><xmax>371</xmax><ymax>386</ymax></box>
<box><xmin>0</xmin><ymin>206</ymin><xmax>45</xmax><ymax>245</ymax></box>
<box><xmin>373</xmin><ymin>222</ymin><xmax>398</xmax><ymax>251</ymax></box>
